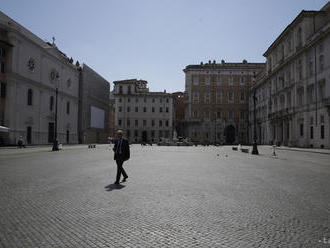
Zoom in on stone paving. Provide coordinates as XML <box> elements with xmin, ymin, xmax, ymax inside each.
<box><xmin>0</xmin><ymin>145</ymin><xmax>329</xmax><ymax>247</ymax></box>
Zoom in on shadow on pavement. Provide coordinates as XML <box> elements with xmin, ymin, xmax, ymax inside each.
<box><xmin>105</xmin><ymin>183</ymin><xmax>126</xmax><ymax>191</ymax></box>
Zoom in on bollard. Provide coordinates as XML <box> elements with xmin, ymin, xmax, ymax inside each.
<box><xmin>272</xmin><ymin>145</ymin><xmax>276</xmax><ymax>156</ymax></box>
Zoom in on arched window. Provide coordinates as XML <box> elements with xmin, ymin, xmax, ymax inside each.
<box><xmin>27</xmin><ymin>89</ymin><xmax>33</xmax><ymax>105</ymax></box>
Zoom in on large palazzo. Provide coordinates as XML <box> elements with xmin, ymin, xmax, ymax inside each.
<box><xmin>250</xmin><ymin>2</ymin><xmax>330</xmax><ymax>148</ymax></box>
<box><xmin>184</xmin><ymin>60</ymin><xmax>265</xmax><ymax>144</ymax></box>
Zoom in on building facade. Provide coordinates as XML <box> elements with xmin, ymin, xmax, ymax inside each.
<box><xmin>250</xmin><ymin>2</ymin><xmax>330</xmax><ymax>148</ymax></box>
<box><xmin>78</xmin><ymin>64</ymin><xmax>110</xmax><ymax>144</ymax></box>
<box><xmin>184</xmin><ymin>60</ymin><xmax>265</xmax><ymax>144</ymax></box>
<box><xmin>113</xmin><ymin>79</ymin><xmax>173</xmax><ymax>143</ymax></box>
<box><xmin>0</xmin><ymin>11</ymin><xmax>80</xmax><ymax>145</ymax></box>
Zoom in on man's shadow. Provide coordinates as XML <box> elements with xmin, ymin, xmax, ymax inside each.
<box><xmin>104</xmin><ymin>183</ymin><xmax>126</xmax><ymax>191</ymax></box>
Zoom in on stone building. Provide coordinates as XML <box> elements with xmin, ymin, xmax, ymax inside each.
<box><xmin>78</xmin><ymin>64</ymin><xmax>109</xmax><ymax>144</ymax></box>
<box><xmin>0</xmin><ymin>11</ymin><xmax>80</xmax><ymax>145</ymax></box>
<box><xmin>250</xmin><ymin>2</ymin><xmax>330</xmax><ymax>148</ymax></box>
<box><xmin>184</xmin><ymin>60</ymin><xmax>265</xmax><ymax>144</ymax></box>
<box><xmin>113</xmin><ymin>79</ymin><xmax>173</xmax><ymax>143</ymax></box>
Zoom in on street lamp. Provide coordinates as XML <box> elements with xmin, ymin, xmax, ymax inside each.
<box><xmin>52</xmin><ymin>74</ymin><xmax>60</xmax><ymax>151</ymax></box>
<box><xmin>252</xmin><ymin>89</ymin><xmax>259</xmax><ymax>155</ymax></box>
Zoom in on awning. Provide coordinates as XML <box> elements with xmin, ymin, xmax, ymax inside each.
<box><xmin>0</xmin><ymin>126</ymin><xmax>10</xmax><ymax>133</ymax></box>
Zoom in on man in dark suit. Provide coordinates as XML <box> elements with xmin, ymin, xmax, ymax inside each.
<box><xmin>113</xmin><ymin>130</ymin><xmax>130</xmax><ymax>184</ymax></box>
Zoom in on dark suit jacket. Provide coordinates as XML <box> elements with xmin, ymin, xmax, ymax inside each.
<box><xmin>113</xmin><ymin>138</ymin><xmax>130</xmax><ymax>161</ymax></box>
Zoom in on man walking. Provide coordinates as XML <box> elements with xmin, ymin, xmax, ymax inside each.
<box><xmin>113</xmin><ymin>130</ymin><xmax>130</xmax><ymax>185</ymax></box>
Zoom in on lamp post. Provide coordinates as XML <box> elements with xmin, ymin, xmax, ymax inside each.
<box><xmin>52</xmin><ymin>74</ymin><xmax>59</xmax><ymax>151</ymax></box>
<box><xmin>252</xmin><ymin>89</ymin><xmax>259</xmax><ymax>155</ymax></box>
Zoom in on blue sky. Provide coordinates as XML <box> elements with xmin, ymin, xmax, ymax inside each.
<box><xmin>1</xmin><ymin>0</ymin><xmax>328</xmax><ymax>92</ymax></box>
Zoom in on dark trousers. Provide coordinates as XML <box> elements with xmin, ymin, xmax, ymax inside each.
<box><xmin>115</xmin><ymin>159</ymin><xmax>128</xmax><ymax>183</ymax></box>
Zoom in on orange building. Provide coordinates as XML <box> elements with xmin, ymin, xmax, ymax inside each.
<box><xmin>184</xmin><ymin>60</ymin><xmax>265</xmax><ymax>144</ymax></box>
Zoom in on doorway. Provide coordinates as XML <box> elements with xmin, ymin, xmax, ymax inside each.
<box><xmin>224</xmin><ymin>125</ymin><xmax>235</xmax><ymax>144</ymax></box>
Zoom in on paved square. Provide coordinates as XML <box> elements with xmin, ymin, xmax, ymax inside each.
<box><xmin>0</xmin><ymin>145</ymin><xmax>329</xmax><ymax>247</ymax></box>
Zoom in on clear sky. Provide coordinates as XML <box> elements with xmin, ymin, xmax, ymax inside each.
<box><xmin>1</xmin><ymin>0</ymin><xmax>328</xmax><ymax>92</ymax></box>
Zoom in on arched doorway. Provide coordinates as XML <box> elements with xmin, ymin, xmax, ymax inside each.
<box><xmin>224</xmin><ymin>125</ymin><xmax>235</xmax><ymax>144</ymax></box>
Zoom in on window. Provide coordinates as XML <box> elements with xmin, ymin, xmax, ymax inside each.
<box><xmin>49</xmin><ymin>96</ymin><xmax>54</xmax><ymax>111</ymax></box>
<box><xmin>135</xmin><ymin>107</ymin><xmax>138</xmax><ymax>112</ymax></box>
<box><xmin>228</xmin><ymin>91</ymin><xmax>234</xmax><ymax>103</ymax></box>
<box><xmin>118</xmin><ymin>98</ymin><xmax>122</xmax><ymax>103</ymax></box>
<box><xmin>310</xmin><ymin>126</ymin><xmax>313</xmax><ymax>139</ymax></box>
<box><xmin>307</xmin><ymin>85</ymin><xmax>314</xmax><ymax>104</ymax></box>
<box><xmin>128</xmin><ymin>85</ymin><xmax>131</xmax><ymax>94</ymax></box>
<box><xmin>229</xmin><ymin>111</ymin><xmax>233</xmax><ymax>120</ymax></box>
<box><xmin>151</xmin><ymin>130</ymin><xmax>155</xmax><ymax>137</ymax></box>
<box><xmin>217</xmin><ymin>111</ymin><xmax>221</xmax><ymax>119</ymax></box>
<box><xmin>192</xmin><ymin>75</ymin><xmax>199</xmax><ymax>85</ymax></box>
<box><xmin>0</xmin><ymin>62</ymin><xmax>4</xmax><ymax>73</ymax></box>
<box><xmin>119</xmin><ymin>86</ymin><xmax>123</xmax><ymax>94</ymax></box>
<box><xmin>321</xmin><ymin>125</ymin><xmax>324</xmax><ymax>139</ymax></box>
<box><xmin>152</xmin><ymin>120</ymin><xmax>155</xmax><ymax>127</ymax></box>
<box><xmin>143</xmin><ymin>107</ymin><xmax>146</xmax><ymax>113</ymax></box>
<box><xmin>159</xmin><ymin>120</ymin><xmax>163</xmax><ymax>127</ymax></box>
<box><xmin>152</xmin><ymin>107</ymin><xmax>155</xmax><ymax>113</ymax></box>
<box><xmin>319</xmin><ymin>55</ymin><xmax>324</xmax><ymax>72</ymax></box>
<box><xmin>127</xmin><ymin>130</ymin><xmax>130</xmax><ymax>138</ymax></box>
<box><xmin>199</xmin><ymin>75</ymin><xmax>205</xmax><ymax>84</ymax></box>
<box><xmin>166</xmin><ymin>98</ymin><xmax>169</xmax><ymax>103</ymax></box>
<box><xmin>119</xmin><ymin>106</ymin><xmax>122</xmax><ymax>112</ymax></box>
<box><xmin>319</xmin><ymin>80</ymin><xmax>325</xmax><ymax>100</ymax></box>
<box><xmin>165</xmin><ymin>120</ymin><xmax>169</xmax><ymax>127</ymax></box>
<box><xmin>205</xmin><ymin>92</ymin><xmax>210</xmax><ymax>104</ymax></box>
<box><xmin>160</xmin><ymin>98</ymin><xmax>163</xmax><ymax>103</ymax></box>
<box><xmin>135</xmin><ymin>98</ymin><xmax>139</xmax><ymax>103</ymax></box>
<box><xmin>0</xmin><ymin>48</ymin><xmax>5</xmax><ymax>57</ymax></box>
<box><xmin>127</xmin><ymin>119</ymin><xmax>130</xmax><ymax>127</ymax></box>
<box><xmin>134</xmin><ymin>130</ymin><xmax>138</xmax><ymax>137</ymax></box>
<box><xmin>143</xmin><ymin>120</ymin><xmax>146</xmax><ymax>127</ymax></box>
<box><xmin>166</xmin><ymin>107</ymin><xmax>169</xmax><ymax>113</ymax></box>
<box><xmin>152</xmin><ymin>98</ymin><xmax>155</xmax><ymax>103</ymax></box>
<box><xmin>160</xmin><ymin>107</ymin><xmax>163</xmax><ymax>113</ymax></box>
<box><xmin>128</xmin><ymin>98</ymin><xmax>130</xmax><ymax>103</ymax></box>
<box><xmin>127</xmin><ymin>106</ymin><xmax>130</xmax><ymax>112</ymax></box>
<box><xmin>193</xmin><ymin>110</ymin><xmax>198</xmax><ymax>118</ymax></box>
<box><xmin>118</xmin><ymin>119</ymin><xmax>122</xmax><ymax>126</ymax></box>
<box><xmin>27</xmin><ymin>89</ymin><xmax>33</xmax><ymax>105</ymax></box>
<box><xmin>297</xmin><ymin>27</ymin><xmax>302</xmax><ymax>48</ymax></box>
<box><xmin>0</xmin><ymin>82</ymin><xmax>6</xmax><ymax>98</ymax></box>
<box><xmin>159</xmin><ymin>130</ymin><xmax>163</xmax><ymax>138</ymax></box>
<box><xmin>240</xmin><ymin>92</ymin><xmax>245</xmax><ymax>102</ymax></box>
<box><xmin>300</xmin><ymin>123</ymin><xmax>304</xmax><ymax>136</ymax></box>
<box><xmin>135</xmin><ymin>120</ymin><xmax>138</xmax><ymax>127</ymax></box>
<box><xmin>205</xmin><ymin>110</ymin><xmax>210</xmax><ymax>120</ymax></box>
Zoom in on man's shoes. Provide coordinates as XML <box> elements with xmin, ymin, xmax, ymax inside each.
<box><xmin>121</xmin><ymin>176</ymin><xmax>128</xmax><ymax>182</ymax></box>
<box><xmin>114</xmin><ymin>181</ymin><xmax>120</xmax><ymax>185</ymax></box>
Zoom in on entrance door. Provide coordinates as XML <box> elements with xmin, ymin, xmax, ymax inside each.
<box><xmin>224</xmin><ymin>125</ymin><xmax>235</xmax><ymax>144</ymax></box>
<box><xmin>27</xmin><ymin>126</ymin><xmax>32</xmax><ymax>144</ymax></box>
<box><xmin>142</xmin><ymin>131</ymin><xmax>147</xmax><ymax>143</ymax></box>
<box><xmin>48</xmin><ymin>123</ymin><xmax>54</xmax><ymax>143</ymax></box>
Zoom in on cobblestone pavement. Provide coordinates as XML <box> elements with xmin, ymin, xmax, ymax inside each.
<box><xmin>0</xmin><ymin>145</ymin><xmax>329</xmax><ymax>247</ymax></box>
